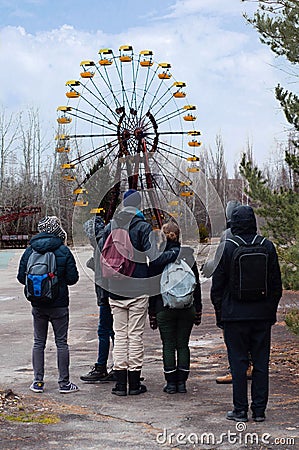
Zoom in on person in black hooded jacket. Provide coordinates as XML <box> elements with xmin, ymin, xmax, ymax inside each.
<box><xmin>17</xmin><ymin>216</ymin><xmax>79</xmax><ymax>394</ymax></box>
<box><xmin>211</xmin><ymin>205</ymin><xmax>282</xmax><ymax>422</ymax></box>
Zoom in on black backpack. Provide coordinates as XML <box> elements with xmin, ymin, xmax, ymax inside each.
<box><xmin>25</xmin><ymin>249</ymin><xmax>59</xmax><ymax>303</ymax></box>
<box><xmin>227</xmin><ymin>235</ymin><xmax>269</xmax><ymax>301</ymax></box>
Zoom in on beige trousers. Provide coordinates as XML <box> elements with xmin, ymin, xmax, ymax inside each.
<box><xmin>109</xmin><ymin>295</ymin><xmax>148</xmax><ymax>371</ymax></box>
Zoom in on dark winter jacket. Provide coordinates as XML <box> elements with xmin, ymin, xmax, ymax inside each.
<box><xmin>149</xmin><ymin>241</ymin><xmax>202</xmax><ymax>314</ymax></box>
<box><xmin>84</xmin><ymin>217</ymin><xmax>109</xmax><ymax>306</ymax></box>
<box><xmin>99</xmin><ymin>207</ymin><xmax>178</xmax><ymax>300</ymax></box>
<box><xmin>17</xmin><ymin>232</ymin><xmax>79</xmax><ymax>308</ymax></box>
<box><xmin>211</xmin><ymin>206</ymin><xmax>282</xmax><ymax>326</ymax></box>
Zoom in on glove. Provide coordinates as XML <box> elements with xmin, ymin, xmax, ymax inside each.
<box><xmin>214</xmin><ymin>307</ymin><xmax>224</xmax><ymax>329</ymax></box>
<box><xmin>86</xmin><ymin>256</ymin><xmax>95</xmax><ymax>271</ymax></box>
<box><xmin>149</xmin><ymin>314</ymin><xmax>158</xmax><ymax>330</ymax></box>
<box><xmin>200</xmin><ymin>260</ymin><xmax>215</xmax><ymax>278</ymax></box>
<box><xmin>217</xmin><ymin>321</ymin><xmax>224</xmax><ymax>330</ymax></box>
<box><xmin>194</xmin><ymin>311</ymin><xmax>202</xmax><ymax>326</ymax></box>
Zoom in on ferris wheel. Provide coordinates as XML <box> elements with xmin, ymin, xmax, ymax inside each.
<box><xmin>56</xmin><ymin>45</ymin><xmax>202</xmax><ymax>228</ymax></box>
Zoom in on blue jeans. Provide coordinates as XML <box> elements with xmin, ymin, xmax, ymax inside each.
<box><xmin>97</xmin><ymin>304</ymin><xmax>114</xmax><ymax>366</ymax></box>
<box><xmin>32</xmin><ymin>307</ymin><xmax>69</xmax><ymax>387</ymax></box>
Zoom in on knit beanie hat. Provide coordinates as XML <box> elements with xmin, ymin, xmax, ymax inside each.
<box><xmin>123</xmin><ymin>189</ymin><xmax>142</xmax><ymax>208</ymax></box>
<box><xmin>83</xmin><ymin>216</ymin><xmax>105</xmax><ymax>240</ymax></box>
<box><xmin>38</xmin><ymin>216</ymin><xmax>67</xmax><ymax>242</ymax></box>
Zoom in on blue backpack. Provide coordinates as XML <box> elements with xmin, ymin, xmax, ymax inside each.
<box><xmin>25</xmin><ymin>250</ymin><xmax>59</xmax><ymax>302</ymax></box>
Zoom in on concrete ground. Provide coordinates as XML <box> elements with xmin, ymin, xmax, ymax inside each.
<box><xmin>0</xmin><ymin>247</ymin><xmax>298</xmax><ymax>450</ymax></box>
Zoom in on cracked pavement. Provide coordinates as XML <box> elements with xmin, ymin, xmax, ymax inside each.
<box><xmin>0</xmin><ymin>247</ymin><xmax>298</xmax><ymax>449</ymax></box>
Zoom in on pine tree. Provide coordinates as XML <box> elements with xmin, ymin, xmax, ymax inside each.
<box><xmin>241</xmin><ymin>0</ymin><xmax>299</xmax><ymax>288</ymax></box>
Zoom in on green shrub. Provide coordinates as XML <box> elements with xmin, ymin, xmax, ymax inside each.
<box><xmin>285</xmin><ymin>308</ymin><xmax>299</xmax><ymax>336</ymax></box>
<box><xmin>198</xmin><ymin>223</ymin><xmax>209</xmax><ymax>243</ymax></box>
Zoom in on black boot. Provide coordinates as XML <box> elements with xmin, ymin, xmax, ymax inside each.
<box><xmin>80</xmin><ymin>364</ymin><xmax>108</xmax><ymax>382</ymax></box>
<box><xmin>177</xmin><ymin>368</ymin><xmax>189</xmax><ymax>393</ymax></box>
<box><xmin>111</xmin><ymin>370</ymin><xmax>127</xmax><ymax>396</ymax></box>
<box><xmin>128</xmin><ymin>370</ymin><xmax>147</xmax><ymax>395</ymax></box>
<box><xmin>163</xmin><ymin>369</ymin><xmax>177</xmax><ymax>394</ymax></box>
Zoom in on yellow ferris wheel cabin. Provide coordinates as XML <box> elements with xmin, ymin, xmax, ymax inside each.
<box><xmin>98</xmin><ymin>48</ymin><xmax>113</xmax><ymax>66</ymax></box>
<box><xmin>139</xmin><ymin>50</ymin><xmax>153</xmax><ymax>67</ymax></box>
<box><xmin>158</xmin><ymin>62</ymin><xmax>172</xmax><ymax>79</ymax></box>
<box><xmin>119</xmin><ymin>45</ymin><xmax>133</xmax><ymax>62</ymax></box>
<box><xmin>80</xmin><ymin>60</ymin><xmax>95</xmax><ymax>78</ymax></box>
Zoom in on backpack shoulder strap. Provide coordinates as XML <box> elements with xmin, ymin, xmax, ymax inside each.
<box><xmin>225</xmin><ymin>235</ymin><xmax>246</xmax><ymax>247</ymax></box>
<box><xmin>251</xmin><ymin>234</ymin><xmax>266</xmax><ymax>245</ymax></box>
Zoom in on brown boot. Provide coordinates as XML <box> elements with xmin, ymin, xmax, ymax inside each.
<box><xmin>216</xmin><ymin>372</ymin><xmax>232</xmax><ymax>384</ymax></box>
<box><xmin>246</xmin><ymin>364</ymin><xmax>253</xmax><ymax>380</ymax></box>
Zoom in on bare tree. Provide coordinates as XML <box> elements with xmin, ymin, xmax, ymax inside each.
<box><xmin>0</xmin><ymin>108</ymin><xmax>19</xmax><ymax>192</ymax></box>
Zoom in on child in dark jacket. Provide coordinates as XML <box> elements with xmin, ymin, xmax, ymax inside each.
<box><xmin>149</xmin><ymin>221</ymin><xmax>202</xmax><ymax>394</ymax></box>
<box><xmin>17</xmin><ymin>216</ymin><xmax>79</xmax><ymax>394</ymax></box>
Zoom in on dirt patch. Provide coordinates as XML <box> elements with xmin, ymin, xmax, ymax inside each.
<box><xmin>0</xmin><ymin>389</ymin><xmax>90</xmax><ymax>425</ymax></box>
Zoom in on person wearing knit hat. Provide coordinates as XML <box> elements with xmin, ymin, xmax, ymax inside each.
<box><xmin>37</xmin><ymin>216</ymin><xmax>67</xmax><ymax>242</ymax></box>
<box><xmin>17</xmin><ymin>216</ymin><xmax>79</xmax><ymax>394</ymax></box>
<box><xmin>123</xmin><ymin>189</ymin><xmax>142</xmax><ymax>208</ymax></box>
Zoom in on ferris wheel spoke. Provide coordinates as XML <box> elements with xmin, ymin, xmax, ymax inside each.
<box><xmin>137</xmin><ymin>64</ymin><xmax>160</xmax><ymax>119</ymax></box>
<box><xmin>70</xmin><ymin>138</ymin><xmax>119</xmax><ymax>165</ymax></box>
<box><xmin>155</xmin><ymin>140</ymin><xmax>197</xmax><ymax>160</ymax></box>
<box><xmin>155</xmin><ymin>110</ymin><xmax>185</xmax><ymax>126</ymax></box>
<box><xmin>150</xmin><ymin>159</ymin><xmax>178</xmax><ymax>195</ymax></box>
<box><xmin>129</xmin><ymin>53</ymin><xmax>141</xmax><ymax>113</ymax></box>
<box><xmin>156</xmin><ymin>137</ymin><xmax>199</xmax><ymax>158</ymax></box>
<box><xmin>111</xmin><ymin>51</ymin><xmax>131</xmax><ymax>111</ymax></box>
<box><xmin>155</xmin><ymin>148</ymin><xmax>192</xmax><ymax>182</ymax></box>
<box><xmin>69</xmin><ymin>133</ymin><xmax>117</xmax><ymax>138</ymax></box>
<box><xmin>147</xmin><ymin>86</ymin><xmax>174</xmax><ymax>115</ymax></box>
<box><xmin>85</xmin><ymin>79</ymin><xmax>120</xmax><ymax>121</ymax></box>
<box><xmin>67</xmin><ymin>110</ymin><xmax>116</xmax><ymax>133</ymax></box>
<box><xmin>78</xmin><ymin>90</ymin><xmax>119</xmax><ymax>126</ymax></box>
<box><xmin>94</xmin><ymin>63</ymin><xmax>122</xmax><ymax>110</ymax></box>
<box><xmin>145</xmin><ymin>79</ymin><xmax>169</xmax><ymax>114</ymax></box>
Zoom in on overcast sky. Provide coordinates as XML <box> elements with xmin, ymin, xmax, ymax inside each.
<box><xmin>0</xmin><ymin>0</ymin><xmax>291</xmax><ymax>173</ymax></box>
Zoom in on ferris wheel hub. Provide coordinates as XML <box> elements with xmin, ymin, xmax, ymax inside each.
<box><xmin>134</xmin><ymin>128</ymin><xmax>144</xmax><ymax>141</ymax></box>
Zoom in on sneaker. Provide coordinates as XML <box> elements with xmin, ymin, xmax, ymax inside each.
<box><xmin>80</xmin><ymin>364</ymin><xmax>109</xmax><ymax>382</ymax></box>
<box><xmin>103</xmin><ymin>370</ymin><xmax>118</xmax><ymax>382</ymax></box>
<box><xmin>30</xmin><ymin>381</ymin><xmax>44</xmax><ymax>393</ymax></box>
<box><xmin>226</xmin><ymin>410</ymin><xmax>248</xmax><ymax>422</ymax></box>
<box><xmin>59</xmin><ymin>382</ymin><xmax>79</xmax><ymax>394</ymax></box>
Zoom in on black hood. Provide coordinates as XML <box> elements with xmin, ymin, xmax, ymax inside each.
<box><xmin>230</xmin><ymin>205</ymin><xmax>257</xmax><ymax>235</ymax></box>
<box><xmin>225</xmin><ymin>200</ymin><xmax>241</xmax><ymax>225</ymax></box>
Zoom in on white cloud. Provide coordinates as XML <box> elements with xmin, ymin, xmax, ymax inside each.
<box><xmin>0</xmin><ymin>1</ymin><xmax>289</xmax><ymax>173</ymax></box>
